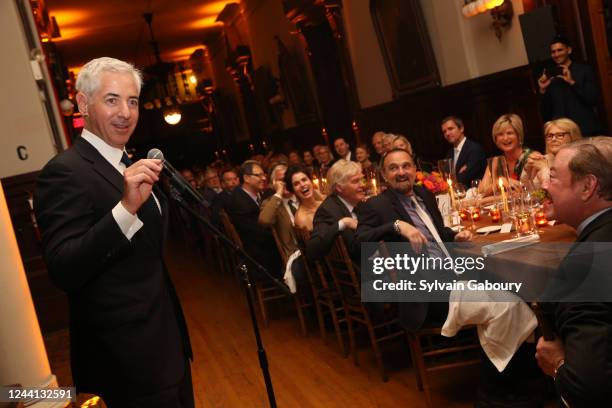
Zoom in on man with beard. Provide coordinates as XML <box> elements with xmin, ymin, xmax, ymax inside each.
<box><xmin>535</xmin><ymin>137</ymin><xmax>612</xmax><ymax>406</ymax></box>
<box><xmin>355</xmin><ymin>148</ymin><xmax>472</xmax><ymax>330</ymax></box>
<box><xmin>538</xmin><ymin>35</ymin><xmax>601</xmax><ymax>136</ymax></box>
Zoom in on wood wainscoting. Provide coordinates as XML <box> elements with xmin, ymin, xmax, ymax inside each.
<box><xmin>355</xmin><ymin>65</ymin><xmax>546</xmax><ymax>163</ymax></box>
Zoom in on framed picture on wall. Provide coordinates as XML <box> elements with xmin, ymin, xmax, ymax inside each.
<box><xmin>370</xmin><ymin>0</ymin><xmax>440</xmax><ymax>98</ymax></box>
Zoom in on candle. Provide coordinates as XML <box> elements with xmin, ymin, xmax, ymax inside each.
<box><xmin>459</xmin><ymin>209</ymin><xmax>468</xmax><ymax>220</ymax></box>
<box><xmin>313</xmin><ymin>177</ymin><xmax>320</xmax><ymax>190</ymax></box>
<box><xmin>498</xmin><ymin>178</ymin><xmax>509</xmax><ymax>213</ymax></box>
<box><xmin>471</xmin><ymin>207</ymin><xmax>481</xmax><ymax>222</ymax></box>
<box><xmin>322</xmin><ymin>177</ymin><xmax>327</xmax><ymax>191</ymax></box>
<box><xmin>535</xmin><ymin>210</ymin><xmax>548</xmax><ymax>226</ymax></box>
<box><xmin>490</xmin><ymin>207</ymin><xmax>501</xmax><ymax>223</ymax></box>
<box><xmin>448</xmin><ymin>178</ymin><xmax>456</xmax><ymax>209</ymax></box>
<box><xmin>372</xmin><ymin>178</ymin><xmax>378</xmax><ymax>195</ymax></box>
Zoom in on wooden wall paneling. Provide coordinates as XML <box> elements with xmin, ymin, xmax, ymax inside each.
<box><xmin>357</xmin><ymin>65</ymin><xmax>545</xmax><ymax>163</ymax></box>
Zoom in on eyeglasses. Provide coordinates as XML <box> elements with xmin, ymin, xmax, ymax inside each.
<box><xmin>545</xmin><ymin>132</ymin><xmax>569</xmax><ymax>141</ymax></box>
<box><xmin>248</xmin><ymin>172</ymin><xmax>266</xmax><ymax>178</ymax></box>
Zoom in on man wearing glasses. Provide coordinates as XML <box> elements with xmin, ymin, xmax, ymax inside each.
<box><xmin>227</xmin><ymin>160</ymin><xmax>282</xmax><ymax>280</ymax></box>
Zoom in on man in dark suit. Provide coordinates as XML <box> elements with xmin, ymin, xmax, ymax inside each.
<box><xmin>211</xmin><ymin>168</ymin><xmax>239</xmax><ymax>218</ymax></box>
<box><xmin>227</xmin><ymin>160</ymin><xmax>282</xmax><ymax>279</ymax></box>
<box><xmin>306</xmin><ymin>159</ymin><xmax>365</xmax><ymax>261</ymax></box>
<box><xmin>333</xmin><ymin>137</ymin><xmax>356</xmax><ymax>162</ymax></box>
<box><xmin>34</xmin><ymin>57</ymin><xmax>193</xmax><ymax>407</ymax></box>
<box><xmin>538</xmin><ymin>35</ymin><xmax>602</xmax><ymax>136</ymax></box>
<box><xmin>441</xmin><ymin>116</ymin><xmax>487</xmax><ymax>187</ymax></box>
<box><xmin>535</xmin><ymin>137</ymin><xmax>612</xmax><ymax>406</ymax></box>
<box><xmin>355</xmin><ymin>148</ymin><xmax>472</xmax><ymax>331</ymax></box>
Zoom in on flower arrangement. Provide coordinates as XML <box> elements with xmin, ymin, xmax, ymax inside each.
<box><xmin>415</xmin><ymin>171</ymin><xmax>449</xmax><ymax>194</ymax></box>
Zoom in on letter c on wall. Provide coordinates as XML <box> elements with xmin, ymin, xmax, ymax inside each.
<box><xmin>17</xmin><ymin>146</ymin><xmax>28</xmax><ymax>160</ymax></box>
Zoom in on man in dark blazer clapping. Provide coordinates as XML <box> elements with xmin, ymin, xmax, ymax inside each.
<box><xmin>441</xmin><ymin>116</ymin><xmax>487</xmax><ymax>187</ymax></box>
<box><xmin>34</xmin><ymin>57</ymin><xmax>193</xmax><ymax>407</ymax></box>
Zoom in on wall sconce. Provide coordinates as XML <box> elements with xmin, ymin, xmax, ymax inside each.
<box><xmin>462</xmin><ymin>0</ymin><xmax>514</xmax><ymax>41</ymax></box>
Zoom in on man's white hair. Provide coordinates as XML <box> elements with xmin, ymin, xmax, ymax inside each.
<box><xmin>326</xmin><ymin>159</ymin><xmax>362</xmax><ymax>195</ymax></box>
<box><xmin>76</xmin><ymin>57</ymin><xmax>142</xmax><ymax>97</ymax></box>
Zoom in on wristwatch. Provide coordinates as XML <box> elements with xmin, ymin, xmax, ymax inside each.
<box><xmin>393</xmin><ymin>219</ymin><xmax>401</xmax><ymax>234</ymax></box>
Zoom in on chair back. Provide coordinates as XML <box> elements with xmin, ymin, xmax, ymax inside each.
<box><xmin>219</xmin><ymin>210</ymin><xmax>243</xmax><ymax>248</ymax></box>
<box><xmin>271</xmin><ymin>228</ymin><xmax>289</xmax><ymax>266</ymax></box>
<box><xmin>325</xmin><ymin>235</ymin><xmax>361</xmax><ymax>300</ymax></box>
<box><xmin>293</xmin><ymin>227</ymin><xmax>330</xmax><ymax>290</ymax></box>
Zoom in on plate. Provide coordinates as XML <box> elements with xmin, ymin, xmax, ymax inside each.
<box><xmin>476</xmin><ymin>225</ymin><xmax>502</xmax><ymax>234</ymax></box>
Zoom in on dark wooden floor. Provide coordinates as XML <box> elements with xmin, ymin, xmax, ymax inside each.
<box><xmin>44</xmin><ymin>240</ymin><xmax>483</xmax><ymax>407</ymax></box>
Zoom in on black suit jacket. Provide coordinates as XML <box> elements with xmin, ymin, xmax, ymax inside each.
<box><xmin>226</xmin><ymin>187</ymin><xmax>281</xmax><ymax>278</ymax></box>
<box><xmin>355</xmin><ymin>186</ymin><xmax>456</xmax><ymax>244</ymax></box>
<box><xmin>306</xmin><ymin>194</ymin><xmax>359</xmax><ymax>261</ymax></box>
<box><xmin>34</xmin><ymin>137</ymin><xmax>191</xmax><ymax>399</ymax></box>
<box><xmin>445</xmin><ymin>138</ymin><xmax>487</xmax><ymax>187</ymax></box>
<box><xmin>548</xmin><ymin>209</ymin><xmax>612</xmax><ymax>406</ymax></box>
<box><xmin>355</xmin><ymin>186</ymin><xmax>457</xmax><ymax>331</ymax></box>
<box><xmin>541</xmin><ymin>62</ymin><xmax>602</xmax><ymax>136</ymax></box>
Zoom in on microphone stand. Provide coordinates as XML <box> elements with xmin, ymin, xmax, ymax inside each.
<box><xmin>167</xmin><ymin>181</ymin><xmax>289</xmax><ymax>408</ymax></box>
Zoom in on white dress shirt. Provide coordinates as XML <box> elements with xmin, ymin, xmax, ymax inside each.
<box><xmin>81</xmin><ymin>129</ymin><xmax>160</xmax><ymax>241</ymax></box>
<box><xmin>453</xmin><ymin>136</ymin><xmax>466</xmax><ymax>169</ymax></box>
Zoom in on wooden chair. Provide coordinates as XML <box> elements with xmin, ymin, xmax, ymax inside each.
<box><xmin>293</xmin><ymin>227</ymin><xmax>348</xmax><ymax>356</ymax></box>
<box><xmin>407</xmin><ymin>326</ymin><xmax>480</xmax><ymax>407</ymax></box>
<box><xmin>377</xmin><ymin>242</ymin><xmax>481</xmax><ymax>406</ymax></box>
<box><xmin>324</xmin><ymin>235</ymin><xmax>405</xmax><ymax>381</ymax></box>
<box><xmin>270</xmin><ymin>227</ymin><xmax>314</xmax><ymax>336</ymax></box>
<box><xmin>218</xmin><ymin>210</ymin><xmax>285</xmax><ymax>327</ymax></box>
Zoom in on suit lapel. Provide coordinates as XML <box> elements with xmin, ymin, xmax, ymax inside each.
<box><xmin>331</xmin><ymin>194</ymin><xmax>351</xmax><ymax>218</ymax></box>
<box><xmin>385</xmin><ymin>189</ymin><xmax>413</xmax><ymax>224</ymax></box>
<box><xmin>74</xmin><ymin>137</ymin><xmax>124</xmax><ymax>194</ymax></box>
<box><xmin>75</xmin><ymin>137</ymin><xmax>163</xmax><ymax>251</ymax></box>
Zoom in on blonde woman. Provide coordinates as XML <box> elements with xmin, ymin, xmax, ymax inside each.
<box><xmin>521</xmin><ymin>118</ymin><xmax>583</xmax><ymax>188</ymax></box>
<box><xmin>480</xmin><ymin>114</ymin><xmax>541</xmax><ymax>196</ymax></box>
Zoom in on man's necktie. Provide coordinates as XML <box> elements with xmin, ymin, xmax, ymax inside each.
<box><xmin>121</xmin><ymin>152</ymin><xmax>132</xmax><ymax>167</ymax></box>
<box><xmin>409</xmin><ymin>196</ymin><xmax>451</xmax><ymax>259</ymax></box>
<box><xmin>288</xmin><ymin>199</ymin><xmax>298</xmax><ymax>216</ymax></box>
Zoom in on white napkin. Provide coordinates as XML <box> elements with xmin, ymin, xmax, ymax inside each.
<box><xmin>481</xmin><ymin>234</ymin><xmax>540</xmax><ymax>257</ymax></box>
<box><xmin>442</xmin><ymin>286</ymin><xmax>537</xmax><ymax>372</ymax></box>
<box><xmin>284</xmin><ymin>250</ymin><xmax>302</xmax><ymax>293</ymax></box>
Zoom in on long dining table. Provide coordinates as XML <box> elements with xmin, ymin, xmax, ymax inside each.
<box><xmin>453</xmin><ymin>216</ymin><xmax>577</xmax><ymax>299</ymax></box>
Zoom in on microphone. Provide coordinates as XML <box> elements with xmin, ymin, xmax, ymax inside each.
<box><xmin>147</xmin><ymin>148</ymin><xmax>210</xmax><ymax>207</ymax></box>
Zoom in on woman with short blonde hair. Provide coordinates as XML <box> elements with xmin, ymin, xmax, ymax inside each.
<box><xmin>480</xmin><ymin>113</ymin><xmax>541</xmax><ymax>195</ymax></box>
<box><xmin>522</xmin><ymin>118</ymin><xmax>583</xmax><ymax>188</ymax></box>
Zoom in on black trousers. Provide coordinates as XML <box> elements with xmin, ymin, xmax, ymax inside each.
<box><xmin>101</xmin><ymin>360</ymin><xmax>195</xmax><ymax>408</ymax></box>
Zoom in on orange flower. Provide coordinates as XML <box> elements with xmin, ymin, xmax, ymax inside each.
<box><xmin>416</xmin><ymin>171</ymin><xmax>425</xmax><ymax>181</ymax></box>
<box><xmin>423</xmin><ymin>180</ymin><xmax>435</xmax><ymax>191</ymax></box>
